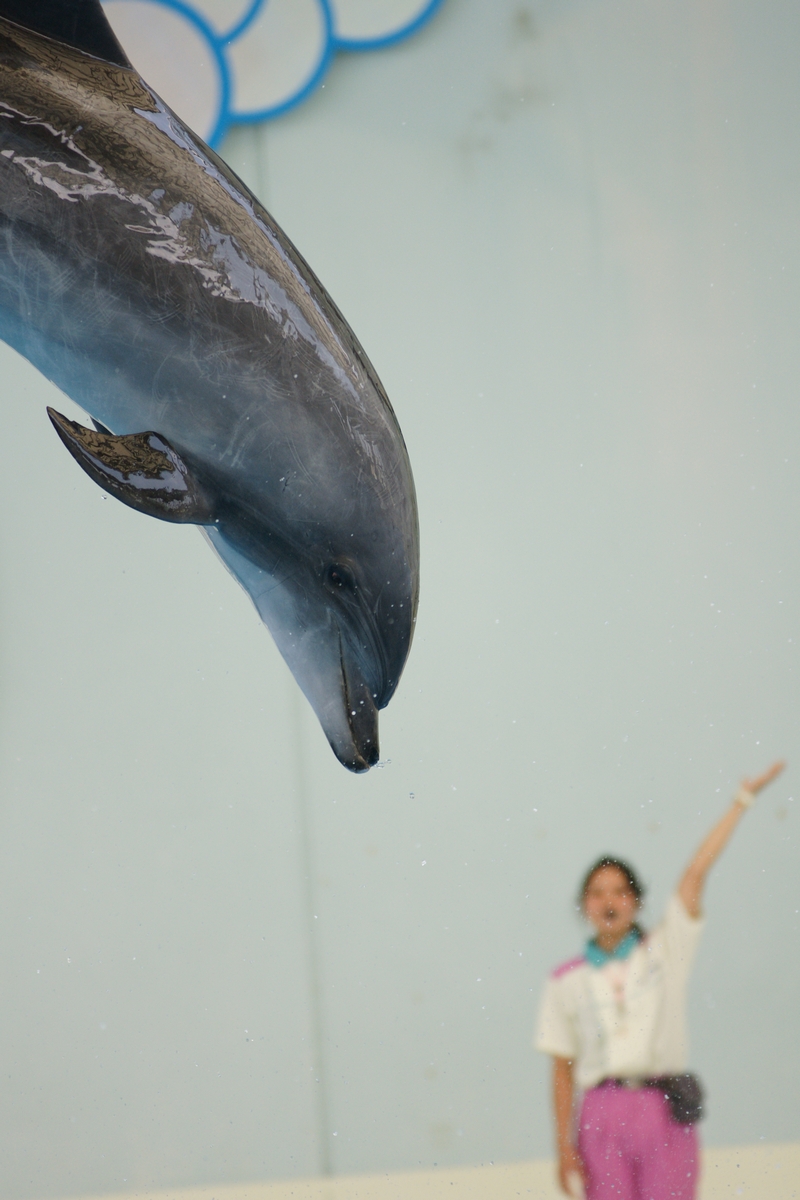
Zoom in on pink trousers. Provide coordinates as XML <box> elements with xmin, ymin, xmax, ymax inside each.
<box><xmin>578</xmin><ymin>1082</ymin><xmax>699</xmax><ymax>1200</ymax></box>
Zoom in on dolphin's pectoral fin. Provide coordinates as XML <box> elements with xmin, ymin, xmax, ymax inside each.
<box><xmin>47</xmin><ymin>408</ymin><xmax>215</xmax><ymax>525</ymax></box>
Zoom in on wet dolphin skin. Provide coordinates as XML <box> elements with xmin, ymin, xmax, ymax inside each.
<box><xmin>0</xmin><ymin>7</ymin><xmax>419</xmax><ymax>771</ymax></box>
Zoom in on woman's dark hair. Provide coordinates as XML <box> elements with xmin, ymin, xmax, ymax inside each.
<box><xmin>578</xmin><ymin>856</ymin><xmax>646</xmax><ymax>909</ymax></box>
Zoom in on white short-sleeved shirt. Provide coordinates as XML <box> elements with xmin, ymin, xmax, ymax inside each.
<box><xmin>534</xmin><ymin>895</ymin><xmax>703</xmax><ymax>1091</ymax></box>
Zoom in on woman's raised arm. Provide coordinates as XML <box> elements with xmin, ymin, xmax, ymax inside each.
<box><xmin>677</xmin><ymin>760</ymin><xmax>785</xmax><ymax>918</ymax></box>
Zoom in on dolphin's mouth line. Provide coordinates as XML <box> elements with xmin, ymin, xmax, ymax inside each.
<box><xmin>337</xmin><ymin>629</ymin><xmax>364</xmax><ymax>772</ymax></box>
<box><xmin>336</xmin><ymin>628</ymin><xmax>380</xmax><ymax>772</ymax></box>
<box><xmin>333</xmin><ymin>589</ymin><xmax>390</xmax><ymax>708</ymax></box>
<box><xmin>338</xmin><ymin>628</ymin><xmax>355</xmax><ymax>732</ymax></box>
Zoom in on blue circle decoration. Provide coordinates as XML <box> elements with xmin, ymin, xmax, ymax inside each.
<box><xmin>220</xmin><ymin>0</ymin><xmax>263</xmax><ymax>43</ymax></box>
<box><xmin>333</xmin><ymin>0</ymin><xmax>446</xmax><ymax>52</ymax></box>
<box><xmin>226</xmin><ymin>0</ymin><xmax>334</xmax><ymax>125</ymax></box>
<box><xmin>102</xmin><ymin>0</ymin><xmax>446</xmax><ymax>148</ymax></box>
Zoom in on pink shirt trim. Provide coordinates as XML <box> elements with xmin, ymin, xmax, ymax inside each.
<box><xmin>551</xmin><ymin>955</ymin><xmax>585</xmax><ymax>980</ymax></box>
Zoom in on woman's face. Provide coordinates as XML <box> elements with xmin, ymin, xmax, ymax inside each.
<box><xmin>583</xmin><ymin>865</ymin><xmax>639</xmax><ymax>944</ymax></box>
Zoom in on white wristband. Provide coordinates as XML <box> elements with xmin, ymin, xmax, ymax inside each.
<box><xmin>735</xmin><ymin>787</ymin><xmax>755</xmax><ymax>808</ymax></box>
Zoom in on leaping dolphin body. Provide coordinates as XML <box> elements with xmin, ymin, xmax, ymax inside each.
<box><xmin>0</xmin><ymin>1</ymin><xmax>419</xmax><ymax>771</ymax></box>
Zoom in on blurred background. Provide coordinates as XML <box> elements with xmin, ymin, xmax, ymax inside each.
<box><xmin>1</xmin><ymin>0</ymin><xmax>799</xmax><ymax>1196</ymax></box>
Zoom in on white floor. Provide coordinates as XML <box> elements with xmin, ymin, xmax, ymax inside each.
<box><xmin>63</xmin><ymin>1142</ymin><xmax>800</xmax><ymax>1200</ymax></box>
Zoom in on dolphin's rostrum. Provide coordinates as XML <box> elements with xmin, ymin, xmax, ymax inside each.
<box><xmin>0</xmin><ymin>2</ymin><xmax>419</xmax><ymax>771</ymax></box>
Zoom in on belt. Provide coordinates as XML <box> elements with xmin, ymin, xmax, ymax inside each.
<box><xmin>603</xmin><ymin>1076</ymin><xmax>653</xmax><ymax>1090</ymax></box>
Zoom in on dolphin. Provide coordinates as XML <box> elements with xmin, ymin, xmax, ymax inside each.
<box><xmin>0</xmin><ymin>0</ymin><xmax>419</xmax><ymax>772</ymax></box>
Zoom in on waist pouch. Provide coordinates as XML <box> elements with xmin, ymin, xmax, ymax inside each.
<box><xmin>645</xmin><ymin>1073</ymin><xmax>704</xmax><ymax>1124</ymax></box>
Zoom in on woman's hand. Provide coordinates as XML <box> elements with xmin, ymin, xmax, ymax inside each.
<box><xmin>741</xmin><ymin>760</ymin><xmax>786</xmax><ymax>797</ymax></box>
<box><xmin>557</xmin><ymin>1144</ymin><xmax>585</xmax><ymax>1195</ymax></box>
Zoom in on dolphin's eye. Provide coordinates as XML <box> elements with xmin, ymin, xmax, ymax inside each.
<box><xmin>325</xmin><ymin>562</ymin><xmax>357</xmax><ymax>594</ymax></box>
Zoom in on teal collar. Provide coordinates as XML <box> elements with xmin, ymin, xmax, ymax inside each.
<box><xmin>585</xmin><ymin>927</ymin><xmax>642</xmax><ymax>968</ymax></box>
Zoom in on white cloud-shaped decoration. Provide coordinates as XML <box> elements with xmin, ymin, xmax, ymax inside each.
<box><xmin>102</xmin><ymin>0</ymin><xmax>444</xmax><ymax>147</ymax></box>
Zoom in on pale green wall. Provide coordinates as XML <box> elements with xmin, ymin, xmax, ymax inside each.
<box><xmin>1</xmin><ymin>1</ymin><xmax>799</xmax><ymax>1196</ymax></box>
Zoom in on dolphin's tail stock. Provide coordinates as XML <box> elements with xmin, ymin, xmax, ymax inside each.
<box><xmin>0</xmin><ymin>0</ymin><xmax>130</xmax><ymax>65</ymax></box>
